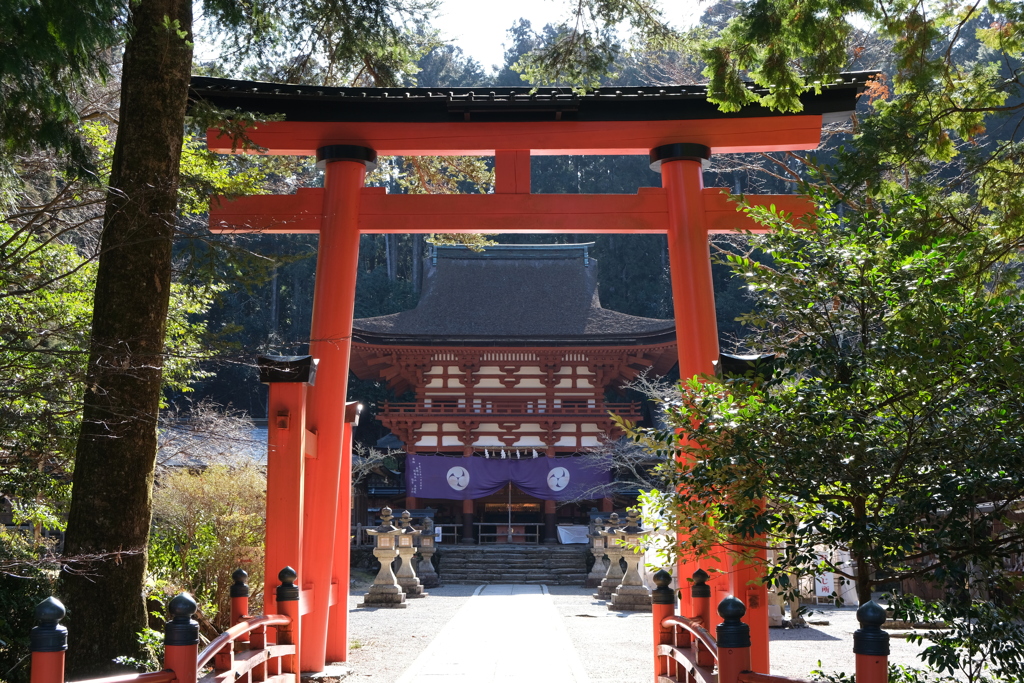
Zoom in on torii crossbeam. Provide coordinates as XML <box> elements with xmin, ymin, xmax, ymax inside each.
<box><xmin>192</xmin><ymin>74</ymin><xmax>870</xmax><ymax>676</ymax></box>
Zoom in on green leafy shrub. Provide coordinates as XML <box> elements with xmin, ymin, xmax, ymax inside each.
<box><xmin>149</xmin><ymin>463</ymin><xmax>265</xmax><ymax>631</ymax></box>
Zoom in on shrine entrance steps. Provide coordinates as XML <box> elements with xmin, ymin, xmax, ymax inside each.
<box><xmin>436</xmin><ymin>544</ymin><xmax>588</xmax><ymax>585</ymax></box>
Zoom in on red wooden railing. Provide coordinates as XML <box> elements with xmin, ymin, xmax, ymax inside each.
<box><xmin>651</xmin><ymin>570</ymin><xmax>891</xmax><ymax>683</ymax></box>
<box><xmin>29</xmin><ymin>568</ymin><xmax>301</xmax><ymax>683</ymax></box>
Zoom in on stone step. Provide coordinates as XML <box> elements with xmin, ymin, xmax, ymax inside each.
<box><xmin>436</xmin><ymin>545</ymin><xmax>589</xmax><ymax>586</ymax></box>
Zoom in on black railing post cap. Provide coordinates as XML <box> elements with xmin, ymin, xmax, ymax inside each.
<box><xmin>652</xmin><ymin>569</ymin><xmax>675</xmax><ymax>605</ymax></box>
<box><xmin>277</xmin><ymin>566</ymin><xmax>300</xmax><ymax>602</ymax></box>
<box><xmin>30</xmin><ymin>597</ymin><xmax>68</xmax><ymax>652</ymax></box>
<box><xmin>853</xmin><ymin>600</ymin><xmax>890</xmax><ymax>656</ymax></box>
<box><xmin>691</xmin><ymin>568</ymin><xmax>711</xmax><ymax>598</ymax></box>
<box><xmin>165</xmin><ymin>593</ymin><xmax>200</xmax><ymax>646</ymax></box>
<box><xmin>231</xmin><ymin>568</ymin><xmax>250</xmax><ymax>598</ymax></box>
<box><xmin>716</xmin><ymin>596</ymin><xmax>751</xmax><ymax>649</ymax></box>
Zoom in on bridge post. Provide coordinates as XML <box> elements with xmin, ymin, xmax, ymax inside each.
<box><xmin>275</xmin><ymin>567</ymin><xmax>301</xmax><ymax>674</ymax></box>
<box><xmin>854</xmin><ymin>601</ymin><xmax>890</xmax><ymax>683</ymax></box>
<box><xmin>230</xmin><ymin>569</ymin><xmax>250</xmax><ymax>643</ymax></box>
<box><xmin>163</xmin><ymin>594</ymin><xmax>199</xmax><ymax>683</ymax></box>
<box><xmin>690</xmin><ymin>569</ymin><xmax>712</xmax><ymax>628</ymax></box>
<box><xmin>651</xmin><ymin>570</ymin><xmax>674</xmax><ymax>682</ymax></box>
<box><xmin>716</xmin><ymin>596</ymin><xmax>751</xmax><ymax>683</ymax></box>
<box><xmin>30</xmin><ymin>597</ymin><xmax>67</xmax><ymax>683</ymax></box>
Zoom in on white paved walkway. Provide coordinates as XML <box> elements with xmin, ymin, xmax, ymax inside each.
<box><xmin>394</xmin><ymin>585</ymin><xmax>591</xmax><ymax>683</ymax></box>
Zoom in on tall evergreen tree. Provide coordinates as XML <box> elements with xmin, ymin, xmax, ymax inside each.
<box><xmin>42</xmin><ymin>0</ymin><xmax>431</xmax><ymax>673</ymax></box>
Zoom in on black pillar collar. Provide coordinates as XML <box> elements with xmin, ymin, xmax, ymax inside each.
<box><xmin>316</xmin><ymin>145</ymin><xmax>378</xmax><ymax>171</ymax></box>
<box><xmin>649</xmin><ymin>143</ymin><xmax>712</xmax><ymax>172</ymax></box>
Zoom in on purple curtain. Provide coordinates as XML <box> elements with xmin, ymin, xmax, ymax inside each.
<box><xmin>405</xmin><ymin>453</ymin><xmax>611</xmax><ymax>501</ymax></box>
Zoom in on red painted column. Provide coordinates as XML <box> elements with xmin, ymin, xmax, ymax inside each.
<box><xmin>301</xmin><ymin>147</ymin><xmax>374</xmax><ymax>672</ymax></box>
<box><xmin>657</xmin><ymin>146</ymin><xmax>718</xmax><ymax>381</ymax></box>
<box><xmin>326</xmin><ymin>404</ymin><xmax>360</xmax><ymax>662</ymax></box>
<box><xmin>261</xmin><ymin>365</ymin><xmax>311</xmax><ymax>620</ymax></box>
<box><xmin>656</xmin><ymin>144</ymin><xmax>768</xmax><ymax>671</ymax></box>
<box><xmin>658</xmin><ymin>144</ymin><xmax>727</xmax><ymax>618</ymax></box>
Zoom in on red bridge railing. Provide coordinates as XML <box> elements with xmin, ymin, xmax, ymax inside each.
<box><xmin>651</xmin><ymin>570</ymin><xmax>891</xmax><ymax>683</ymax></box>
<box><xmin>29</xmin><ymin>568</ymin><xmax>302</xmax><ymax>683</ymax></box>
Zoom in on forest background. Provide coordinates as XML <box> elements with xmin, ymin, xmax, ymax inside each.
<box><xmin>3</xmin><ymin>0</ymin><xmax>1023</xmax><ymax>681</ymax></box>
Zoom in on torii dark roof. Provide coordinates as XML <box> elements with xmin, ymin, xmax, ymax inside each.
<box><xmin>351</xmin><ymin>244</ymin><xmax>676</xmax><ymax>347</ymax></box>
<box><xmin>188</xmin><ymin>73</ymin><xmax>873</xmax><ymax>124</ymax></box>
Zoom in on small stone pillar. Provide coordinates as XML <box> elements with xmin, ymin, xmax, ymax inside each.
<box><xmin>609</xmin><ymin>508</ymin><xmax>652</xmax><ymax>612</ymax></box>
<box><xmin>360</xmin><ymin>507</ymin><xmax>407</xmax><ymax>608</ymax></box>
<box><xmin>594</xmin><ymin>512</ymin><xmax>624</xmax><ymax>600</ymax></box>
<box><xmin>395</xmin><ymin>510</ymin><xmax>427</xmax><ymax>598</ymax></box>
<box><xmin>585</xmin><ymin>518</ymin><xmax>608</xmax><ymax>588</ymax></box>
<box><xmin>416</xmin><ymin>517</ymin><xmax>440</xmax><ymax>588</ymax></box>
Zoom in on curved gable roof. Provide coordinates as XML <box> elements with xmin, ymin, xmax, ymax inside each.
<box><xmin>352</xmin><ymin>244</ymin><xmax>676</xmax><ymax>347</ymax></box>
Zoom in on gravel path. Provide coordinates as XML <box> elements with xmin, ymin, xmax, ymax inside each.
<box><xmin>344</xmin><ymin>586</ymin><xmax>930</xmax><ymax>682</ymax></box>
<box><xmin>345</xmin><ymin>584</ymin><xmax>480</xmax><ymax>681</ymax></box>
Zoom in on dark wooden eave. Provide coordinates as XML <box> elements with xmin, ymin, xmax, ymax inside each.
<box><xmin>188</xmin><ymin>73</ymin><xmax>873</xmax><ymax>124</ymax></box>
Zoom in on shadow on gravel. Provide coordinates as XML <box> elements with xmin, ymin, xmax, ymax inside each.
<box><xmin>771</xmin><ymin>628</ymin><xmax>842</xmax><ymax>641</ymax></box>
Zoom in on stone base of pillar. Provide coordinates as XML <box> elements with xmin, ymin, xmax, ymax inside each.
<box><xmin>594</xmin><ymin>575</ymin><xmax>620</xmax><ymax>600</ymax></box>
<box><xmin>417</xmin><ymin>553</ymin><xmax>440</xmax><ymax>588</ymax></box>
<box><xmin>609</xmin><ymin>584</ymin><xmax>652</xmax><ymax>612</ymax></box>
<box><xmin>359</xmin><ymin>583</ymin><xmax>407</xmax><ymax>608</ymax></box>
<box><xmin>398</xmin><ymin>576</ymin><xmax>427</xmax><ymax>598</ymax></box>
<box><xmin>585</xmin><ymin>558</ymin><xmax>607</xmax><ymax>588</ymax></box>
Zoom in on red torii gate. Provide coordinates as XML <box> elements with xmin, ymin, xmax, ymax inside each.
<box><xmin>192</xmin><ymin>75</ymin><xmax>868</xmax><ymax>676</ymax></box>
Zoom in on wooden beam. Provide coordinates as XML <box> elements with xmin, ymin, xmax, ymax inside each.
<box><xmin>206</xmin><ymin>116</ymin><xmax>825</xmax><ymax>157</ymax></box>
<box><xmin>211</xmin><ymin>188</ymin><xmax>324</xmax><ymax>234</ymax></box>
<box><xmin>359</xmin><ymin>188</ymin><xmax>670</xmax><ymax>234</ymax></box>
<box><xmin>495</xmin><ymin>150</ymin><xmax>531</xmax><ymax>194</ymax></box>
<box><xmin>703</xmin><ymin>190</ymin><xmax>815</xmax><ymax>234</ymax></box>
<box><xmin>210</xmin><ymin>187</ymin><xmax>814</xmax><ymax>235</ymax></box>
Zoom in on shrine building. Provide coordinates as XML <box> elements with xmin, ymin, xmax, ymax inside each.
<box><xmin>349</xmin><ymin>242</ymin><xmax>677</xmax><ymax>543</ymax></box>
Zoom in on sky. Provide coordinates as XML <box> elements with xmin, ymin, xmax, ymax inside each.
<box><xmin>430</xmin><ymin>0</ymin><xmax>704</xmax><ymax>71</ymax></box>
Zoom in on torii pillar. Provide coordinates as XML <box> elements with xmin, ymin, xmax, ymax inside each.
<box><xmin>298</xmin><ymin>145</ymin><xmax>376</xmax><ymax>672</ymax></box>
<box><xmin>653</xmin><ymin>142</ymin><xmax>770</xmax><ymax>673</ymax></box>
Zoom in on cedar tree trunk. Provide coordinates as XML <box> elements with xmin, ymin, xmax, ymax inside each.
<box><xmin>61</xmin><ymin>0</ymin><xmax>193</xmax><ymax>674</ymax></box>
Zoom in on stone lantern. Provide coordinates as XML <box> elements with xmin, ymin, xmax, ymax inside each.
<box><xmin>415</xmin><ymin>516</ymin><xmax>440</xmax><ymax>588</ymax></box>
<box><xmin>395</xmin><ymin>510</ymin><xmax>427</xmax><ymax>598</ymax></box>
<box><xmin>359</xmin><ymin>506</ymin><xmax>407</xmax><ymax>608</ymax></box>
<box><xmin>586</xmin><ymin>517</ymin><xmax>609</xmax><ymax>588</ymax></box>
<box><xmin>609</xmin><ymin>507</ymin><xmax>652</xmax><ymax>611</ymax></box>
<box><xmin>594</xmin><ymin>512</ymin><xmax>624</xmax><ymax>600</ymax></box>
